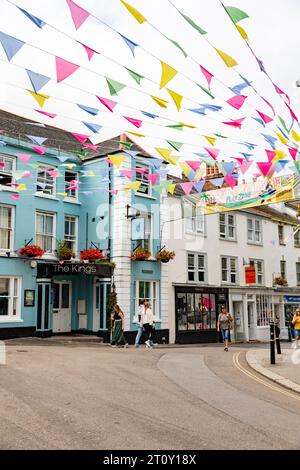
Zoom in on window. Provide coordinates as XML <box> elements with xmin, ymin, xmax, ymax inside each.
<box><xmin>187</xmin><ymin>253</ymin><xmax>206</xmax><ymax>283</ymax></box>
<box><xmin>136</xmin><ymin>212</ymin><xmax>152</xmax><ymax>251</ymax></box>
<box><xmin>64</xmin><ymin>215</ymin><xmax>77</xmax><ymax>253</ymax></box>
<box><xmin>249</xmin><ymin>259</ymin><xmax>264</xmax><ymax>285</ymax></box>
<box><xmin>0</xmin><ymin>205</ymin><xmax>13</xmax><ymax>251</ymax></box>
<box><xmin>135</xmin><ymin>164</ymin><xmax>151</xmax><ymax>196</ymax></box>
<box><xmin>183</xmin><ymin>200</ymin><xmax>205</xmax><ymax>234</ymax></box>
<box><xmin>280</xmin><ymin>260</ymin><xmax>286</xmax><ymax>279</ymax></box>
<box><xmin>296</xmin><ymin>263</ymin><xmax>300</xmax><ymax>286</ymax></box>
<box><xmin>0</xmin><ymin>155</ymin><xmax>15</xmax><ymax>186</ymax></box>
<box><xmin>36</xmin><ymin>212</ymin><xmax>55</xmax><ymax>253</ymax></box>
<box><xmin>36</xmin><ymin>165</ymin><xmax>56</xmax><ymax>196</ymax></box>
<box><xmin>206</xmin><ymin>163</ymin><xmax>220</xmax><ymax>177</ymax></box>
<box><xmin>294</xmin><ymin>229</ymin><xmax>300</xmax><ymax>247</ymax></box>
<box><xmin>256</xmin><ymin>294</ymin><xmax>273</xmax><ymax>326</ymax></box>
<box><xmin>135</xmin><ymin>280</ymin><xmax>159</xmax><ymax>318</ymax></box>
<box><xmin>65</xmin><ymin>171</ymin><xmax>78</xmax><ymax>199</ymax></box>
<box><xmin>247</xmin><ymin>218</ymin><xmax>262</xmax><ymax>244</ymax></box>
<box><xmin>219</xmin><ymin>213</ymin><xmax>236</xmax><ymax>240</ymax></box>
<box><xmin>221</xmin><ymin>256</ymin><xmax>238</xmax><ymax>284</ymax></box>
<box><xmin>0</xmin><ymin>277</ymin><xmax>21</xmax><ymax>320</ymax></box>
<box><xmin>278</xmin><ymin>225</ymin><xmax>285</xmax><ymax>245</ymax></box>
<box><xmin>176</xmin><ymin>292</ymin><xmax>217</xmax><ymax>331</ymax></box>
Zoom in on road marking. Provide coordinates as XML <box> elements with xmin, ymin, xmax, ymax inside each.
<box><xmin>233</xmin><ymin>351</ymin><xmax>300</xmax><ymax>402</ymax></box>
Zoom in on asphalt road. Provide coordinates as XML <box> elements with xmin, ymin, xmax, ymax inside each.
<box><xmin>0</xmin><ymin>339</ymin><xmax>300</xmax><ymax>450</ymax></box>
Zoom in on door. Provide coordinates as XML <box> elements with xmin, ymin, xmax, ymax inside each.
<box><xmin>247</xmin><ymin>302</ymin><xmax>255</xmax><ymax>340</ymax></box>
<box><xmin>93</xmin><ymin>282</ymin><xmax>109</xmax><ymax>331</ymax></box>
<box><xmin>52</xmin><ymin>281</ymin><xmax>72</xmax><ymax>333</ymax></box>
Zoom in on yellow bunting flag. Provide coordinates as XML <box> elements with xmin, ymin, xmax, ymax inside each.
<box><xmin>127</xmin><ymin>131</ymin><xmax>145</xmax><ymax>137</ymax></box>
<box><xmin>180</xmin><ymin>162</ymin><xmax>193</xmax><ymax>177</ymax></box>
<box><xmin>168</xmin><ymin>183</ymin><xmax>176</xmax><ymax>195</ymax></box>
<box><xmin>65</xmin><ymin>164</ymin><xmax>77</xmax><ymax>169</ymax></box>
<box><xmin>292</xmin><ymin>130</ymin><xmax>300</xmax><ymax>142</ymax></box>
<box><xmin>27</xmin><ymin>90</ymin><xmax>50</xmax><ymax>107</ymax></box>
<box><xmin>274</xmin><ymin>150</ymin><xmax>286</xmax><ymax>159</ymax></box>
<box><xmin>214</xmin><ymin>48</ymin><xmax>238</xmax><ymax>67</ymax></box>
<box><xmin>160</xmin><ymin>61</ymin><xmax>178</xmax><ymax>89</ymax></box>
<box><xmin>17</xmin><ymin>184</ymin><xmax>26</xmax><ymax>191</ymax></box>
<box><xmin>129</xmin><ymin>181</ymin><xmax>142</xmax><ymax>192</ymax></box>
<box><xmin>57</xmin><ymin>192</ymin><xmax>68</xmax><ymax>196</ymax></box>
<box><xmin>151</xmin><ymin>95</ymin><xmax>168</xmax><ymax>108</ymax></box>
<box><xmin>107</xmin><ymin>154</ymin><xmax>126</xmax><ymax>167</ymax></box>
<box><xmin>194</xmin><ymin>168</ymin><xmax>204</xmax><ymax>182</ymax></box>
<box><xmin>179</xmin><ymin>122</ymin><xmax>196</xmax><ymax>129</ymax></box>
<box><xmin>275</xmin><ymin>132</ymin><xmax>289</xmax><ymax>145</ymax></box>
<box><xmin>204</xmin><ymin>136</ymin><xmax>216</xmax><ymax>146</ymax></box>
<box><xmin>120</xmin><ymin>0</ymin><xmax>146</xmax><ymax>23</ymax></box>
<box><xmin>166</xmin><ymin>89</ymin><xmax>183</xmax><ymax>111</ymax></box>
<box><xmin>155</xmin><ymin>147</ymin><xmax>179</xmax><ymax>165</ymax></box>
<box><xmin>235</xmin><ymin>24</ymin><xmax>248</xmax><ymax>40</ymax></box>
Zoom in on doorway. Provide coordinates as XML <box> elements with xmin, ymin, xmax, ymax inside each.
<box><xmin>93</xmin><ymin>281</ymin><xmax>110</xmax><ymax>332</ymax></box>
<box><xmin>247</xmin><ymin>302</ymin><xmax>255</xmax><ymax>340</ymax></box>
<box><xmin>52</xmin><ymin>281</ymin><xmax>72</xmax><ymax>333</ymax></box>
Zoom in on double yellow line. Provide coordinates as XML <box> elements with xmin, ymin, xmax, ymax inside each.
<box><xmin>233</xmin><ymin>351</ymin><xmax>300</xmax><ymax>402</ymax></box>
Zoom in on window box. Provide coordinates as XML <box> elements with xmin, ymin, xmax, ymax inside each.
<box><xmin>19</xmin><ymin>244</ymin><xmax>45</xmax><ymax>258</ymax></box>
<box><xmin>80</xmin><ymin>248</ymin><xmax>103</xmax><ymax>262</ymax></box>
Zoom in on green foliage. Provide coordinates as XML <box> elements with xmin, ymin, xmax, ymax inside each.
<box><xmin>106</xmin><ymin>283</ymin><xmax>117</xmax><ymax>331</ymax></box>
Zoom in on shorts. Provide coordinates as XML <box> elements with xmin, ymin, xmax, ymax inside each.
<box><xmin>221</xmin><ymin>329</ymin><xmax>229</xmax><ymax>341</ymax></box>
<box><xmin>294</xmin><ymin>329</ymin><xmax>300</xmax><ymax>337</ymax></box>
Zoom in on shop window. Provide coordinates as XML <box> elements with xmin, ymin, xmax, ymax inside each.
<box><xmin>256</xmin><ymin>294</ymin><xmax>273</xmax><ymax>326</ymax></box>
<box><xmin>0</xmin><ymin>277</ymin><xmax>21</xmax><ymax>320</ymax></box>
<box><xmin>176</xmin><ymin>291</ymin><xmax>217</xmax><ymax>331</ymax></box>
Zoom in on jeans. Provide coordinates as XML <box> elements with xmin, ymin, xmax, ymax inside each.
<box><xmin>135</xmin><ymin>326</ymin><xmax>143</xmax><ymax>347</ymax></box>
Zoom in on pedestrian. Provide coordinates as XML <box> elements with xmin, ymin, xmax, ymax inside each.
<box><xmin>111</xmin><ymin>305</ymin><xmax>128</xmax><ymax>348</ymax></box>
<box><xmin>142</xmin><ymin>301</ymin><xmax>154</xmax><ymax>349</ymax></box>
<box><xmin>292</xmin><ymin>308</ymin><xmax>300</xmax><ymax>349</ymax></box>
<box><xmin>135</xmin><ymin>299</ymin><xmax>145</xmax><ymax>348</ymax></box>
<box><xmin>217</xmin><ymin>306</ymin><xmax>233</xmax><ymax>352</ymax></box>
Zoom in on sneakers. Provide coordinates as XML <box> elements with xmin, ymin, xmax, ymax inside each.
<box><xmin>145</xmin><ymin>340</ymin><xmax>152</xmax><ymax>349</ymax></box>
<box><xmin>124</xmin><ymin>343</ymin><xmax>129</xmax><ymax>348</ymax></box>
<box><xmin>292</xmin><ymin>341</ymin><xmax>298</xmax><ymax>349</ymax></box>
<box><xmin>224</xmin><ymin>347</ymin><xmax>228</xmax><ymax>352</ymax></box>
<box><xmin>111</xmin><ymin>344</ymin><xmax>117</xmax><ymax>348</ymax></box>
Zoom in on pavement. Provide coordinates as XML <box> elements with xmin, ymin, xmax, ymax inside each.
<box><xmin>246</xmin><ymin>346</ymin><xmax>300</xmax><ymax>393</ymax></box>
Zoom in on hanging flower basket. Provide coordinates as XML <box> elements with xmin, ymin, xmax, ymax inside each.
<box><xmin>156</xmin><ymin>249</ymin><xmax>175</xmax><ymax>263</ymax></box>
<box><xmin>56</xmin><ymin>241</ymin><xmax>75</xmax><ymax>261</ymax></box>
<box><xmin>80</xmin><ymin>248</ymin><xmax>103</xmax><ymax>262</ymax></box>
<box><xmin>273</xmin><ymin>276</ymin><xmax>288</xmax><ymax>286</ymax></box>
<box><xmin>131</xmin><ymin>248</ymin><xmax>151</xmax><ymax>261</ymax></box>
<box><xmin>19</xmin><ymin>245</ymin><xmax>45</xmax><ymax>258</ymax></box>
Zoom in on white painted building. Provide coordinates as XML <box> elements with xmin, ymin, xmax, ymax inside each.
<box><xmin>162</xmin><ymin>190</ymin><xmax>300</xmax><ymax>344</ymax></box>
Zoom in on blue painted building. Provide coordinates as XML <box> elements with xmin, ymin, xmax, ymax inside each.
<box><xmin>0</xmin><ymin>114</ymin><xmax>169</xmax><ymax>342</ymax></box>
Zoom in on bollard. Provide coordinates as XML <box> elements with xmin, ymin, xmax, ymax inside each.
<box><xmin>288</xmin><ymin>325</ymin><xmax>292</xmax><ymax>342</ymax></box>
<box><xmin>275</xmin><ymin>324</ymin><xmax>281</xmax><ymax>354</ymax></box>
<box><xmin>270</xmin><ymin>322</ymin><xmax>276</xmax><ymax>365</ymax></box>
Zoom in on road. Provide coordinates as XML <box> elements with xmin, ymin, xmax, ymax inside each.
<box><xmin>0</xmin><ymin>339</ymin><xmax>299</xmax><ymax>450</ymax></box>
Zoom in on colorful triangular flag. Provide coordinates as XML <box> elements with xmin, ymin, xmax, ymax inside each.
<box><xmin>55</xmin><ymin>56</ymin><xmax>80</xmax><ymax>83</ymax></box>
<box><xmin>0</xmin><ymin>31</ymin><xmax>24</xmax><ymax>61</ymax></box>
<box><xmin>160</xmin><ymin>61</ymin><xmax>177</xmax><ymax>89</ymax></box>
<box><xmin>66</xmin><ymin>0</ymin><xmax>90</xmax><ymax>29</ymax></box>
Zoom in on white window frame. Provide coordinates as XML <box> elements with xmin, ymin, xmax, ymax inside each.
<box><xmin>183</xmin><ymin>200</ymin><xmax>205</xmax><ymax>235</ymax></box>
<box><xmin>187</xmin><ymin>252</ymin><xmax>207</xmax><ymax>283</ymax></box>
<box><xmin>136</xmin><ymin>212</ymin><xmax>152</xmax><ymax>252</ymax></box>
<box><xmin>35</xmin><ymin>211</ymin><xmax>56</xmax><ymax>254</ymax></box>
<box><xmin>64</xmin><ymin>215</ymin><xmax>78</xmax><ymax>255</ymax></box>
<box><xmin>247</xmin><ymin>218</ymin><xmax>262</xmax><ymax>245</ymax></box>
<box><xmin>294</xmin><ymin>229</ymin><xmax>300</xmax><ymax>248</ymax></box>
<box><xmin>249</xmin><ymin>259</ymin><xmax>264</xmax><ymax>286</ymax></box>
<box><xmin>219</xmin><ymin>213</ymin><xmax>236</xmax><ymax>241</ymax></box>
<box><xmin>280</xmin><ymin>260</ymin><xmax>286</xmax><ymax>279</ymax></box>
<box><xmin>64</xmin><ymin>171</ymin><xmax>78</xmax><ymax>200</ymax></box>
<box><xmin>296</xmin><ymin>262</ymin><xmax>300</xmax><ymax>286</ymax></box>
<box><xmin>0</xmin><ymin>154</ymin><xmax>16</xmax><ymax>188</ymax></box>
<box><xmin>0</xmin><ymin>204</ymin><xmax>14</xmax><ymax>252</ymax></box>
<box><xmin>0</xmin><ymin>276</ymin><xmax>21</xmax><ymax>322</ymax></box>
<box><xmin>221</xmin><ymin>256</ymin><xmax>238</xmax><ymax>285</ymax></box>
<box><xmin>256</xmin><ymin>294</ymin><xmax>273</xmax><ymax>327</ymax></box>
<box><xmin>135</xmin><ymin>163</ymin><xmax>152</xmax><ymax>197</ymax></box>
<box><xmin>36</xmin><ymin>164</ymin><xmax>56</xmax><ymax>197</ymax></box>
<box><xmin>278</xmin><ymin>224</ymin><xmax>285</xmax><ymax>245</ymax></box>
<box><xmin>134</xmin><ymin>280</ymin><xmax>160</xmax><ymax>321</ymax></box>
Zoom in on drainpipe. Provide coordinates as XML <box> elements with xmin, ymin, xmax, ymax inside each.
<box><xmin>86</xmin><ymin>212</ymin><xmax>88</xmax><ymax>249</ymax></box>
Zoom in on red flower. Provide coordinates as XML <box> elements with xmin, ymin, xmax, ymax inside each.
<box><xmin>19</xmin><ymin>245</ymin><xmax>45</xmax><ymax>258</ymax></box>
<box><xmin>80</xmin><ymin>248</ymin><xmax>103</xmax><ymax>262</ymax></box>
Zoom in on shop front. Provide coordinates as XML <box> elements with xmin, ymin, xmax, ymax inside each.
<box><xmin>175</xmin><ymin>285</ymin><xmax>229</xmax><ymax>343</ymax></box>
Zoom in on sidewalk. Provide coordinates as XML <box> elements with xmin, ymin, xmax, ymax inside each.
<box><xmin>246</xmin><ymin>347</ymin><xmax>300</xmax><ymax>393</ymax></box>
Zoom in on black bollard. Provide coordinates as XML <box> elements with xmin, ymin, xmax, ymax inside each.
<box><xmin>275</xmin><ymin>324</ymin><xmax>281</xmax><ymax>354</ymax></box>
<box><xmin>270</xmin><ymin>322</ymin><xmax>276</xmax><ymax>365</ymax></box>
<box><xmin>288</xmin><ymin>325</ymin><xmax>292</xmax><ymax>342</ymax></box>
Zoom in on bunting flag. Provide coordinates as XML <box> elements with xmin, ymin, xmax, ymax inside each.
<box><xmin>224</xmin><ymin>176</ymin><xmax>238</xmax><ymax>188</ymax></box>
<box><xmin>129</xmin><ymin>181</ymin><xmax>142</xmax><ymax>191</ymax></box>
<box><xmin>292</xmin><ymin>130</ymin><xmax>300</xmax><ymax>142</ymax></box>
<box><xmin>239</xmin><ymin>160</ymin><xmax>253</xmax><ymax>174</ymax></box>
<box><xmin>166</xmin><ymin>140</ymin><xmax>183</xmax><ymax>151</ymax></box>
<box><xmin>265</xmin><ymin>150</ymin><xmax>276</xmax><ymax>162</ymax></box>
<box><xmin>155</xmin><ymin>148</ymin><xmax>179</xmax><ymax>165</ymax></box>
<box><xmin>126</xmin><ymin>68</ymin><xmax>144</xmax><ymax>85</ymax></box>
<box><xmin>120</xmin><ymin>169</ymin><xmax>135</xmax><ymax>179</ymax></box>
<box><xmin>288</xmin><ymin>147</ymin><xmax>298</xmax><ymax>160</ymax></box>
<box><xmin>221</xmin><ymin>162</ymin><xmax>236</xmax><ymax>176</ymax></box>
<box><xmin>230</xmin><ymin>82</ymin><xmax>250</xmax><ymax>95</ymax></box>
<box><xmin>0</xmin><ymin>32</ymin><xmax>25</xmax><ymax>61</ymax></box>
<box><xmin>145</xmin><ymin>173</ymin><xmax>159</xmax><ymax>185</ymax></box>
<box><xmin>142</xmin><ymin>111</ymin><xmax>158</xmax><ymax>119</ymax></box>
<box><xmin>261</xmin><ymin>133</ymin><xmax>277</xmax><ymax>149</ymax></box>
<box><xmin>168</xmin><ymin>183</ymin><xmax>176</xmax><ymax>195</ymax></box>
<box><xmin>26</xmin><ymin>135</ymin><xmax>47</xmax><ymax>145</ymax></box>
<box><xmin>96</xmin><ymin>96</ymin><xmax>117</xmax><ymax>112</ymax></box>
<box><xmin>77</xmin><ymin>104</ymin><xmax>98</xmax><ymax>116</ymax></box>
<box><xmin>235</xmin><ymin>24</ymin><xmax>248</xmax><ymax>40</ymax></box>
<box><xmin>120</xmin><ymin>0</ymin><xmax>147</xmax><ymax>24</ymax></box>
<box><xmin>27</xmin><ymin>90</ymin><xmax>50</xmax><ymax>107</ymax></box>
<box><xmin>167</xmin><ymin>38</ymin><xmax>187</xmax><ymax>58</ymax></box>
<box><xmin>224</xmin><ymin>6</ymin><xmax>249</xmax><ymax>23</ymax></box>
<box><xmin>179</xmin><ymin>11</ymin><xmax>207</xmax><ymax>35</ymax></box>
<box><xmin>48</xmin><ymin>169</ymin><xmax>60</xmax><ymax>178</ymax></box>
<box><xmin>55</xmin><ymin>56</ymin><xmax>80</xmax><ymax>83</ymax></box>
<box><xmin>33</xmin><ymin>146</ymin><xmax>47</xmax><ymax>154</ymax></box>
<box><xmin>180</xmin><ymin>182</ymin><xmax>194</xmax><ymax>195</ymax></box>
<box><xmin>210</xmin><ymin>177</ymin><xmax>224</xmax><ymax>187</ymax></box>
<box><xmin>204</xmin><ymin>147</ymin><xmax>220</xmax><ymax>159</ymax></box>
<box><xmin>285</xmin><ymin>102</ymin><xmax>298</xmax><ymax>122</ymax></box>
<box><xmin>151</xmin><ymin>96</ymin><xmax>168</xmax><ymax>108</ymax></box>
<box><xmin>193</xmin><ymin>181</ymin><xmax>205</xmax><ymax>193</ymax></box>
<box><xmin>66</xmin><ymin>0</ymin><xmax>90</xmax><ymax>30</ymax></box>
<box><xmin>17</xmin><ymin>7</ymin><xmax>45</xmax><ymax>28</ymax></box>
<box><xmin>26</xmin><ymin>70</ymin><xmax>51</xmax><ymax>93</ymax></box>
<box><xmin>222</xmin><ymin>117</ymin><xmax>245</xmax><ymax>128</ymax></box>
<box><xmin>278</xmin><ymin>116</ymin><xmax>289</xmax><ymax>135</ymax></box>
<box><xmin>199</xmin><ymin>65</ymin><xmax>213</xmax><ymax>88</ymax></box>
<box><xmin>71</xmin><ymin>133</ymin><xmax>89</xmax><ymax>143</ymax></box>
<box><xmin>10</xmin><ymin>194</ymin><xmax>20</xmax><ymax>200</ymax></box>
<box><xmin>273</xmin><ymin>83</ymin><xmax>291</xmax><ymax>104</ymax></box>
<box><xmin>160</xmin><ymin>61</ymin><xmax>178</xmax><ymax>89</ymax></box>
<box><xmin>15</xmin><ymin>154</ymin><xmax>32</xmax><ymax>164</ymax></box>
<box><xmin>204</xmin><ymin>136</ymin><xmax>216</xmax><ymax>146</ymax></box>
<box><xmin>186</xmin><ymin>161</ymin><xmax>202</xmax><ymax>171</ymax></box>
<box><xmin>275</xmin><ymin>131</ymin><xmax>289</xmax><ymax>145</ymax></box>
<box><xmin>260</xmin><ymin>96</ymin><xmax>275</xmax><ymax>116</ymax></box>
<box><xmin>166</xmin><ymin>89</ymin><xmax>183</xmax><ymax>111</ymax></box>
<box><xmin>123</xmin><ymin>116</ymin><xmax>142</xmax><ymax>128</ymax></box>
<box><xmin>80</xmin><ymin>43</ymin><xmax>97</xmax><ymax>61</ymax></box>
<box><xmin>256</xmin><ymin>110</ymin><xmax>273</xmax><ymax>124</ymax></box>
<box><xmin>180</xmin><ymin>162</ymin><xmax>193</xmax><ymax>177</ymax></box>
<box><xmin>83</xmin><ymin>122</ymin><xmax>102</xmax><ymax>133</ymax></box>
<box><xmin>106</xmin><ymin>77</ymin><xmax>126</xmax><ymax>96</ymax></box>
<box><xmin>226</xmin><ymin>95</ymin><xmax>247</xmax><ymax>110</ymax></box>
<box><xmin>119</xmin><ymin>34</ymin><xmax>138</xmax><ymax>56</ymax></box>
<box><xmin>83</xmin><ymin>143</ymin><xmax>98</xmax><ymax>151</ymax></box>
<box><xmin>214</xmin><ymin>48</ymin><xmax>238</xmax><ymax>67</ymax></box>
<box><xmin>107</xmin><ymin>154</ymin><xmax>126</xmax><ymax>167</ymax></box>
<box><xmin>256</xmin><ymin>162</ymin><xmax>273</xmax><ymax>176</ymax></box>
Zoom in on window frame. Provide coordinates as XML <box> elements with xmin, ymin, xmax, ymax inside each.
<box><xmin>135</xmin><ymin>163</ymin><xmax>151</xmax><ymax>197</ymax></box>
<box><xmin>278</xmin><ymin>224</ymin><xmax>285</xmax><ymax>245</ymax></box>
<box><xmin>247</xmin><ymin>217</ymin><xmax>263</xmax><ymax>245</ymax></box>
<box><xmin>183</xmin><ymin>200</ymin><xmax>205</xmax><ymax>235</ymax></box>
<box><xmin>64</xmin><ymin>215</ymin><xmax>78</xmax><ymax>255</ymax></box>
<box><xmin>64</xmin><ymin>171</ymin><xmax>78</xmax><ymax>200</ymax></box>
<box><xmin>296</xmin><ymin>262</ymin><xmax>300</xmax><ymax>286</ymax></box>
<box><xmin>135</xmin><ymin>211</ymin><xmax>152</xmax><ymax>252</ymax></box>
<box><xmin>294</xmin><ymin>229</ymin><xmax>300</xmax><ymax>248</ymax></box>
<box><xmin>35</xmin><ymin>211</ymin><xmax>56</xmax><ymax>254</ymax></box>
<box><xmin>249</xmin><ymin>258</ymin><xmax>264</xmax><ymax>286</ymax></box>
<box><xmin>187</xmin><ymin>252</ymin><xmax>207</xmax><ymax>283</ymax></box>
<box><xmin>0</xmin><ymin>204</ymin><xmax>14</xmax><ymax>252</ymax></box>
<box><xmin>0</xmin><ymin>154</ymin><xmax>16</xmax><ymax>187</ymax></box>
<box><xmin>134</xmin><ymin>280</ymin><xmax>160</xmax><ymax>321</ymax></box>
<box><xmin>280</xmin><ymin>259</ymin><xmax>286</xmax><ymax>279</ymax></box>
<box><xmin>221</xmin><ymin>256</ymin><xmax>238</xmax><ymax>285</ymax></box>
<box><xmin>219</xmin><ymin>213</ymin><xmax>236</xmax><ymax>241</ymax></box>
<box><xmin>0</xmin><ymin>276</ymin><xmax>21</xmax><ymax>321</ymax></box>
<box><xmin>36</xmin><ymin>164</ymin><xmax>56</xmax><ymax>197</ymax></box>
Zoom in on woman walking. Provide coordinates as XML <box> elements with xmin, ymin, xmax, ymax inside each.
<box><xmin>142</xmin><ymin>301</ymin><xmax>154</xmax><ymax>348</ymax></box>
<box><xmin>111</xmin><ymin>305</ymin><xmax>128</xmax><ymax>348</ymax></box>
<box><xmin>217</xmin><ymin>306</ymin><xmax>233</xmax><ymax>352</ymax></box>
<box><xmin>292</xmin><ymin>308</ymin><xmax>300</xmax><ymax>349</ymax></box>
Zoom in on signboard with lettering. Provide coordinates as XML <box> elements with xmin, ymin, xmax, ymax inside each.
<box><xmin>245</xmin><ymin>265</ymin><xmax>256</xmax><ymax>284</ymax></box>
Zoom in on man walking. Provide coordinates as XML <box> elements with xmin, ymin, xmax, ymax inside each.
<box><xmin>135</xmin><ymin>299</ymin><xmax>145</xmax><ymax>348</ymax></box>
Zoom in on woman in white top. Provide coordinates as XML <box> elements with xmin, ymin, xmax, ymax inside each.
<box><xmin>142</xmin><ymin>301</ymin><xmax>154</xmax><ymax>348</ymax></box>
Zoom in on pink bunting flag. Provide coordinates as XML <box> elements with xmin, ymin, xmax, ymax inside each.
<box><xmin>288</xmin><ymin>147</ymin><xmax>298</xmax><ymax>160</ymax></box>
<box><xmin>186</xmin><ymin>161</ymin><xmax>202</xmax><ymax>171</ymax></box>
<box><xmin>226</xmin><ymin>95</ymin><xmax>247</xmax><ymax>110</ymax></box>
<box><xmin>96</xmin><ymin>96</ymin><xmax>117</xmax><ymax>112</ymax></box>
<box><xmin>239</xmin><ymin>160</ymin><xmax>253</xmax><ymax>174</ymax></box>
<box><xmin>120</xmin><ymin>169</ymin><xmax>135</xmax><ymax>179</ymax></box>
<box><xmin>256</xmin><ymin>110</ymin><xmax>273</xmax><ymax>124</ymax></box>
<box><xmin>123</xmin><ymin>116</ymin><xmax>142</xmax><ymax>128</ymax></box>
<box><xmin>79</xmin><ymin>42</ymin><xmax>98</xmax><ymax>61</ymax></box>
<box><xmin>66</xmin><ymin>0</ymin><xmax>90</xmax><ymax>30</ymax></box>
<box><xmin>7</xmin><ymin>182</ymin><xmax>20</xmax><ymax>187</ymax></box>
<box><xmin>71</xmin><ymin>133</ymin><xmax>89</xmax><ymax>144</ymax></box>
<box><xmin>83</xmin><ymin>143</ymin><xmax>98</xmax><ymax>151</ymax></box>
<box><xmin>265</xmin><ymin>150</ymin><xmax>276</xmax><ymax>162</ymax></box>
<box><xmin>145</xmin><ymin>173</ymin><xmax>159</xmax><ymax>185</ymax></box>
<box><xmin>134</xmin><ymin>167</ymin><xmax>147</xmax><ymax>174</ymax></box>
<box><xmin>10</xmin><ymin>194</ymin><xmax>20</xmax><ymax>200</ymax></box>
<box><xmin>55</xmin><ymin>56</ymin><xmax>80</xmax><ymax>83</ymax></box>
<box><xmin>204</xmin><ymin>147</ymin><xmax>220</xmax><ymax>160</ymax></box>
<box><xmin>15</xmin><ymin>154</ymin><xmax>32</xmax><ymax>164</ymax></box>
<box><xmin>180</xmin><ymin>182</ymin><xmax>194</xmax><ymax>195</ymax></box>
<box><xmin>224</xmin><ymin>176</ymin><xmax>237</xmax><ymax>188</ymax></box>
<box><xmin>33</xmin><ymin>146</ymin><xmax>47</xmax><ymax>155</ymax></box>
<box><xmin>48</xmin><ymin>170</ymin><xmax>59</xmax><ymax>178</ymax></box>
<box><xmin>222</xmin><ymin>117</ymin><xmax>245</xmax><ymax>128</ymax></box>
<box><xmin>22</xmin><ymin>171</ymin><xmax>32</xmax><ymax>178</ymax></box>
<box><xmin>259</xmin><ymin>96</ymin><xmax>275</xmax><ymax>116</ymax></box>
<box><xmin>285</xmin><ymin>102</ymin><xmax>298</xmax><ymax>122</ymax></box>
<box><xmin>0</xmin><ymin>162</ymin><xmax>5</xmax><ymax>167</ymax></box>
<box><xmin>232</xmin><ymin>157</ymin><xmax>244</xmax><ymax>166</ymax></box>
<box><xmin>35</xmin><ymin>110</ymin><xmax>56</xmax><ymax>118</ymax></box>
<box><xmin>199</xmin><ymin>65</ymin><xmax>213</xmax><ymax>88</ymax></box>
<box><xmin>106</xmin><ymin>189</ymin><xmax>118</xmax><ymax>195</ymax></box>
<box><xmin>257</xmin><ymin>162</ymin><xmax>273</xmax><ymax>176</ymax></box>
<box><xmin>273</xmin><ymin>83</ymin><xmax>290</xmax><ymax>104</ymax></box>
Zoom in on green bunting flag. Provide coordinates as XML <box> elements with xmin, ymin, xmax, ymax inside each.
<box><xmin>197</xmin><ymin>83</ymin><xmax>214</xmax><ymax>99</ymax></box>
<box><xmin>112</xmin><ymin>140</ymin><xmax>133</xmax><ymax>148</ymax></box>
<box><xmin>224</xmin><ymin>6</ymin><xmax>249</xmax><ymax>23</ymax></box>
<box><xmin>166</xmin><ymin>124</ymin><xmax>183</xmax><ymax>130</ymax></box>
<box><xmin>106</xmin><ymin>77</ymin><xmax>126</xmax><ymax>96</ymax></box>
<box><xmin>166</xmin><ymin>140</ymin><xmax>183</xmax><ymax>151</ymax></box>
<box><xmin>278</xmin><ymin>116</ymin><xmax>290</xmax><ymax>135</ymax></box>
<box><xmin>179</xmin><ymin>11</ymin><xmax>207</xmax><ymax>35</ymax></box>
<box><xmin>126</xmin><ymin>68</ymin><xmax>144</xmax><ymax>85</ymax></box>
<box><xmin>167</xmin><ymin>38</ymin><xmax>187</xmax><ymax>57</ymax></box>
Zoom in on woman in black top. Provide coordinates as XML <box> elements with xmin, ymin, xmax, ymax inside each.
<box><xmin>111</xmin><ymin>305</ymin><xmax>128</xmax><ymax>347</ymax></box>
